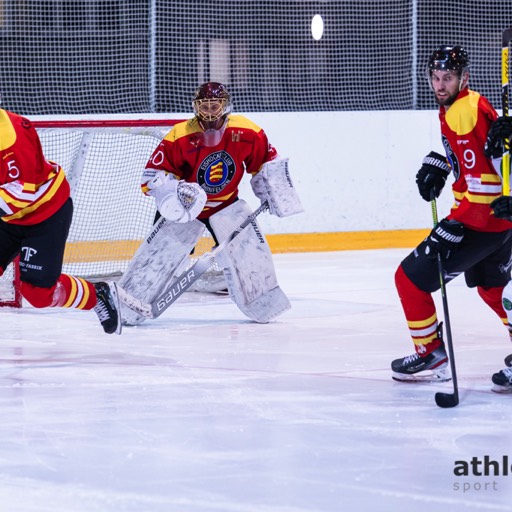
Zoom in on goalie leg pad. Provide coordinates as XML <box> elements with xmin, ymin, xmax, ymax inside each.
<box><xmin>209</xmin><ymin>199</ymin><xmax>291</xmax><ymax>323</ymax></box>
<box><xmin>250</xmin><ymin>158</ymin><xmax>304</xmax><ymax>218</ymax></box>
<box><xmin>119</xmin><ymin>216</ymin><xmax>204</xmax><ymax>325</ymax></box>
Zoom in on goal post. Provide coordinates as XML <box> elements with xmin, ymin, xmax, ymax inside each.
<box><xmin>0</xmin><ymin>118</ymin><xmax>220</xmax><ymax>308</ymax></box>
<box><xmin>0</xmin><ymin>257</ymin><xmax>21</xmax><ymax>308</ymax></box>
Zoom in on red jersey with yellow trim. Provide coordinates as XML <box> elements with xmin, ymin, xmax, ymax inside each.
<box><xmin>141</xmin><ymin>114</ymin><xmax>278</xmax><ymax>219</ymax></box>
<box><xmin>440</xmin><ymin>88</ymin><xmax>512</xmax><ymax>232</ymax></box>
<box><xmin>0</xmin><ymin>109</ymin><xmax>70</xmax><ymax>225</ymax></box>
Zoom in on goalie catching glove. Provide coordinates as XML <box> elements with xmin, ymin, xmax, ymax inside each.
<box><xmin>416</xmin><ymin>151</ymin><xmax>450</xmax><ymax>202</ymax></box>
<box><xmin>147</xmin><ymin>172</ymin><xmax>206</xmax><ymax>223</ymax></box>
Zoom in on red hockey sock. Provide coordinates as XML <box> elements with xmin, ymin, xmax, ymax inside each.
<box><xmin>395</xmin><ymin>265</ymin><xmax>440</xmax><ymax>354</ymax></box>
<box><xmin>477</xmin><ymin>286</ymin><xmax>508</xmax><ymax>326</ymax></box>
<box><xmin>57</xmin><ymin>274</ymin><xmax>97</xmax><ymax>309</ymax></box>
<box><xmin>21</xmin><ymin>274</ymin><xmax>97</xmax><ymax>310</ymax></box>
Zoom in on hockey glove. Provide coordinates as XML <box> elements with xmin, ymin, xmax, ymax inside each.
<box><xmin>424</xmin><ymin>219</ymin><xmax>464</xmax><ymax>261</ymax></box>
<box><xmin>484</xmin><ymin>117</ymin><xmax>512</xmax><ymax>159</ymax></box>
<box><xmin>416</xmin><ymin>151</ymin><xmax>450</xmax><ymax>202</ymax></box>
<box><xmin>491</xmin><ymin>196</ymin><xmax>512</xmax><ymax>221</ymax></box>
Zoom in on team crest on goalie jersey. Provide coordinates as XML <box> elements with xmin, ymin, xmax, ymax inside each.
<box><xmin>197</xmin><ymin>150</ymin><xmax>236</xmax><ymax>194</ymax></box>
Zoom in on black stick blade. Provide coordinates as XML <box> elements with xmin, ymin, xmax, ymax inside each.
<box><xmin>505</xmin><ymin>354</ymin><xmax>512</xmax><ymax>367</ymax></box>
<box><xmin>435</xmin><ymin>392</ymin><xmax>459</xmax><ymax>408</ymax></box>
<box><xmin>503</xmin><ymin>27</ymin><xmax>512</xmax><ymax>47</ymax></box>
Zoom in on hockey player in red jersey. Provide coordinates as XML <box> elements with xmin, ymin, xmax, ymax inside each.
<box><xmin>119</xmin><ymin>82</ymin><xmax>303</xmax><ymax>325</ymax></box>
<box><xmin>0</xmin><ymin>109</ymin><xmax>121</xmax><ymax>334</ymax></box>
<box><xmin>391</xmin><ymin>46</ymin><xmax>512</xmax><ymax>387</ymax></box>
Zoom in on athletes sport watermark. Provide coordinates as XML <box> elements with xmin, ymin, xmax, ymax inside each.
<box><xmin>452</xmin><ymin>455</ymin><xmax>511</xmax><ymax>493</ymax></box>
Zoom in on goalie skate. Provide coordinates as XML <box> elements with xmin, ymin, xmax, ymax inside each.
<box><xmin>391</xmin><ymin>344</ymin><xmax>450</xmax><ymax>383</ymax></box>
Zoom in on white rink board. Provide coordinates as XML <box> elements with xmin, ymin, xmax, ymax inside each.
<box><xmin>32</xmin><ymin>110</ymin><xmax>456</xmax><ymax>238</ymax></box>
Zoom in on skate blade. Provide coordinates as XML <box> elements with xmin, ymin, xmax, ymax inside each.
<box><xmin>491</xmin><ymin>384</ymin><xmax>512</xmax><ymax>393</ymax></box>
<box><xmin>110</xmin><ymin>282</ymin><xmax>123</xmax><ymax>335</ymax></box>
<box><xmin>392</xmin><ymin>366</ymin><xmax>451</xmax><ymax>383</ymax></box>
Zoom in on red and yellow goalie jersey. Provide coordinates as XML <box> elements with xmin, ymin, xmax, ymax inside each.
<box><xmin>0</xmin><ymin>109</ymin><xmax>70</xmax><ymax>225</ymax></box>
<box><xmin>141</xmin><ymin>114</ymin><xmax>278</xmax><ymax>219</ymax></box>
<box><xmin>441</xmin><ymin>88</ymin><xmax>511</xmax><ymax>232</ymax></box>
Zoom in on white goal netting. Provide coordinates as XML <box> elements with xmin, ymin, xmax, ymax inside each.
<box><xmin>0</xmin><ymin>1</ymin><xmax>511</xmax><ymax>114</ymax></box>
<box><xmin>36</xmin><ymin>120</ymin><xmax>171</xmax><ymax>278</ymax></box>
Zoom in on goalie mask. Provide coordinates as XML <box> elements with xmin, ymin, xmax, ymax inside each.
<box><xmin>192</xmin><ymin>82</ymin><xmax>232</xmax><ymax>147</ymax></box>
<box><xmin>426</xmin><ymin>45</ymin><xmax>470</xmax><ymax>90</ymax></box>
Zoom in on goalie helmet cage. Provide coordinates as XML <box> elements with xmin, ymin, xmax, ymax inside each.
<box><xmin>0</xmin><ymin>118</ymin><xmax>220</xmax><ymax>308</ymax></box>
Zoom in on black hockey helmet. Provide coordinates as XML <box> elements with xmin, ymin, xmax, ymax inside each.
<box><xmin>427</xmin><ymin>45</ymin><xmax>470</xmax><ymax>77</ymax></box>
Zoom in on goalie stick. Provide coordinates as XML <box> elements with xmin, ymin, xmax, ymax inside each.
<box><xmin>502</xmin><ymin>27</ymin><xmax>512</xmax><ymax>194</ymax></box>
<box><xmin>118</xmin><ymin>200</ymin><xmax>269</xmax><ymax>319</ymax></box>
<box><xmin>431</xmin><ymin>199</ymin><xmax>459</xmax><ymax>408</ymax></box>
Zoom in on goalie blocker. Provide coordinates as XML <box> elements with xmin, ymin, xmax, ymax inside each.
<box><xmin>250</xmin><ymin>158</ymin><xmax>303</xmax><ymax>218</ymax></box>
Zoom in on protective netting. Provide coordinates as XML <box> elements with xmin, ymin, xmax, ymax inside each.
<box><xmin>0</xmin><ymin>1</ymin><xmax>511</xmax><ymax>114</ymax></box>
<box><xmin>39</xmin><ymin>121</ymin><xmax>217</xmax><ymax>279</ymax></box>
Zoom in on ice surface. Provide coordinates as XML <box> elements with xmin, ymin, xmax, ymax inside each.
<box><xmin>2</xmin><ymin>249</ymin><xmax>512</xmax><ymax>511</ymax></box>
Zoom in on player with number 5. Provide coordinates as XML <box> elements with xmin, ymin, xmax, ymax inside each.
<box><xmin>0</xmin><ymin>109</ymin><xmax>122</xmax><ymax>334</ymax></box>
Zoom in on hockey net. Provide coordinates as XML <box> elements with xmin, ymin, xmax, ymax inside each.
<box><xmin>0</xmin><ymin>119</ymin><xmax>223</xmax><ymax>308</ymax></box>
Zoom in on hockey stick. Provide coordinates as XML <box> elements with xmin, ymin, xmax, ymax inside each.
<box><xmin>118</xmin><ymin>200</ymin><xmax>269</xmax><ymax>319</ymax></box>
<box><xmin>498</xmin><ymin>30</ymin><xmax>512</xmax><ymax>373</ymax></box>
<box><xmin>431</xmin><ymin>199</ymin><xmax>459</xmax><ymax>408</ymax></box>
<box><xmin>498</xmin><ymin>30</ymin><xmax>512</xmax><ymax>372</ymax></box>
<box><xmin>501</xmin><ymin>27</ymin><xmax>512</xmax><ymax>194</ymax></box>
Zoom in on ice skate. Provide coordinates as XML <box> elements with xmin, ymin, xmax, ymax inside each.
<box><xmin>491</xmin><ymin>367</ymin><xmax>512</xmax><ymax>393</ymax></box>
<box><xmin>94</xmin><ymin>281</ymin><xmax>122</xmax><ymax>335</ymax></box>
<box><xmin>391</xmin><ymin>342</ymin><xmax>450</xmax><ymax>382</ymax></box>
